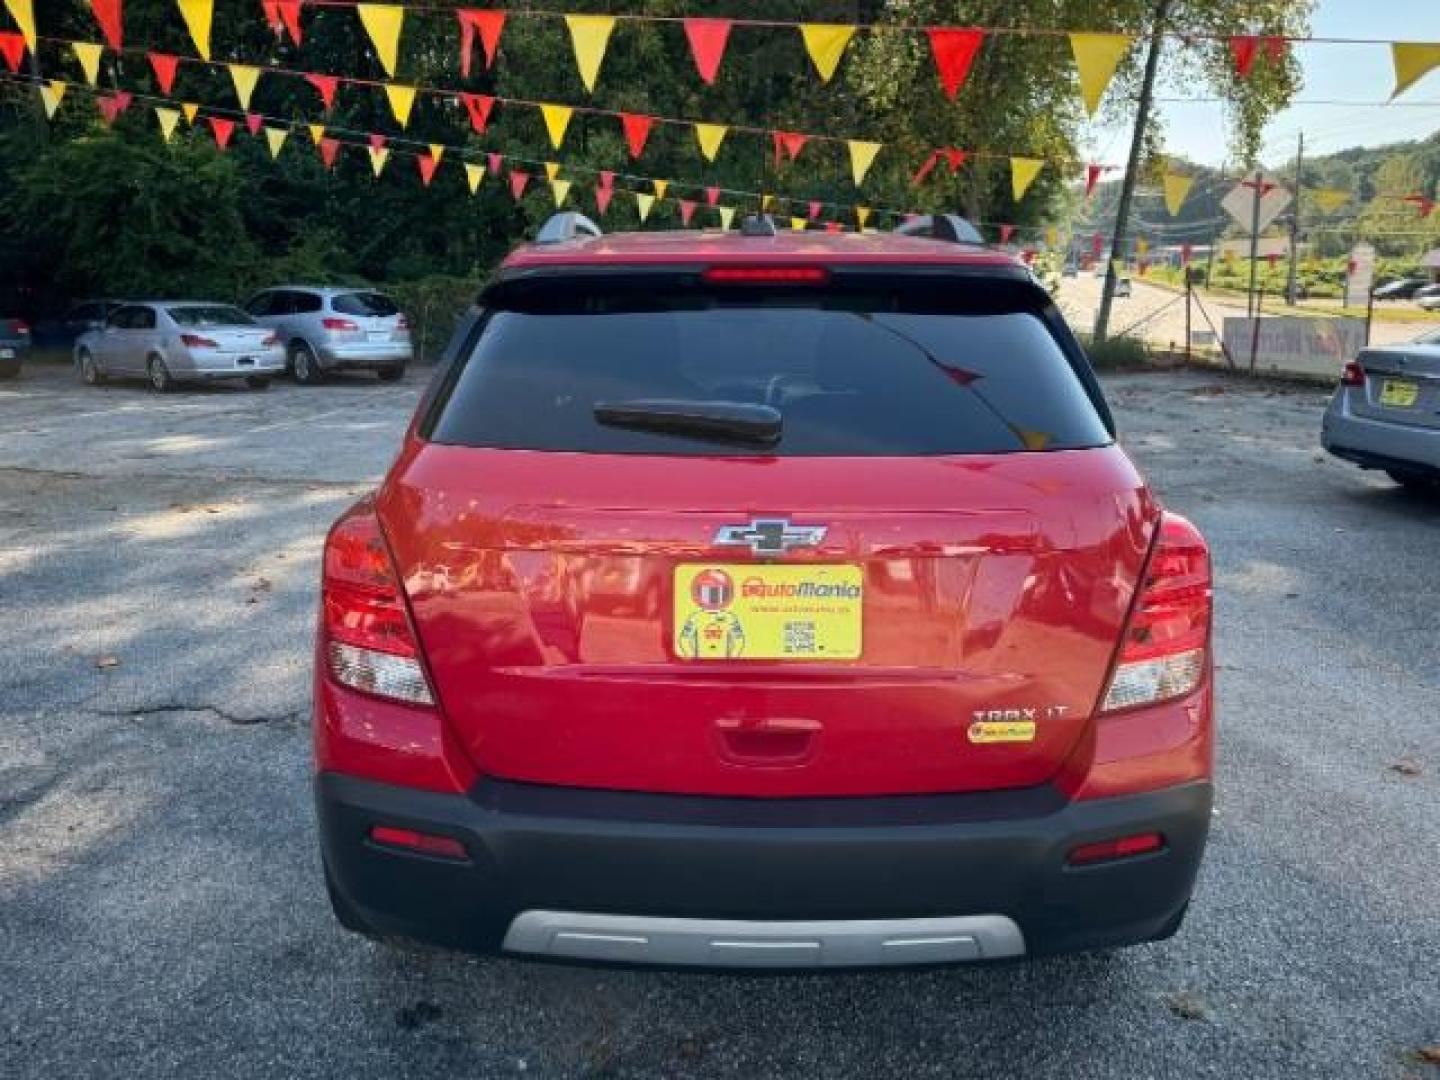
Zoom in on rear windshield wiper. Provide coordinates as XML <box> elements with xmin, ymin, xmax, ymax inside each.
<box><xmin>593</xmin><ymin>399</ymin><xmax>782</xmax><ymax>445</ymax></box>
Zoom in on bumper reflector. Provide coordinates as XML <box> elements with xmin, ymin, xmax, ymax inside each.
<box><xmin>1067</xmin><ymin>832</ymin><xmax>1164</xmax><ymax>866</ymax></box>
<box><xmin>369</xmin><ymin>825</ymin><xmax>468</xmax><ymax>859</ymax></box>
<box><xmin>328</xmin><ymin>641</ymin><xmax>434</xmax><ymax>705</ymax></box>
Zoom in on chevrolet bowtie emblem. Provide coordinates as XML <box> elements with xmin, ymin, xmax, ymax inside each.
<box><xmin>713</xmin><ymin>518</ymin><xmax>827</xmax><ymax>556</ymax></box>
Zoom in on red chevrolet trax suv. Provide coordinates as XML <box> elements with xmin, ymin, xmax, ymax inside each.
<box><xmin>314</xmin><ymin>213</ymin><xmax>1214</xmax><ymax>969</ymax></box>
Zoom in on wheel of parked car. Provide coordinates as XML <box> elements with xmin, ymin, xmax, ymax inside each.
<box><xmin>78</xmin><ymin>350</ymin><xmax>105</xmax><ymax>386</ymax></box>
<box><xmin>147</xmin><ymin>354</ymin><xmax>174</xmax><ymax>393</ymax></box>
<box><xmin>246</xmin><ymin>375</ymin><xmax>271</xmax><ymax>391</ymax></box>
<box><xmin>376</xmin><ymin>365</ymin><xmax>405</xmax><ymax>383</ymax></box>
<box><xmin>291</xmin><ymin>343</ymin><xmax>324</xmax><ymax>385</ymax></box>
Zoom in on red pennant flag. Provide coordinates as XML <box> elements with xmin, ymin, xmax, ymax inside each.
<box><xmin>460</xmin><ymin>92</ymin><xmax>495</xmax><ymax>133</ymax></box>
<box><xmin>509</xmin><ymin>169</ymin><xmax>530</xmax><ymax>201</ymax></box>
<box><xmin>417</xmin><ymin>153</ymin><xmax>439</xmax><ymax>187</ymax></box>
<box><xmin>305</xmin><ymin>73</ymin><xmax>338</xmax><ymax>111</ymax></box>
<box><xmin>825</xmin><ymin>221</ymin><xmax>842</xmax><ymax>234</ymax></box>
<box><xmin>927</xmin><ymin>28</ymin><xmax>984</xmax><ymax>100</ymax></box>
<box><xmin>208</xmin><ymin>117</ymin><xmax>236</xmax><ymax>150</ymax></box>
<box><xmin>911</xmin><ymin>147</ymin><xmax>967</xmax><ymax>186</ymax></box>
<box><xmin>318</xmin><ymin>137</ymin><xmax>340</xmax><ymax>168</ymax></box>
<box><xmin>97</xmin><ymin>93</ymin><xmax>129</xmax><ymax>125</ymax></box>
<box><xmin>772</xmin><ymin>130</ymin><xmax>808</xmax><ymax>166</ymax></box>
<box><xmin>262</xmin><ymin>1</ymin><xmax>303</xmax><ymax>46</ymax></box>
<box><xmin>999</xmin><ymin>223</ymin><xmax>1015</xmax><ymax>245</ymax></box>
<box><xmin>705</xmin><ymin>185</ymin><xmax>720</xmax><ymax>207</ymax></box>
<box><xmin>683</xmin><ymin>18</ymin><xmax>731</xmax><ymax>84</ymax></box>
<box><xmin>88</xmin><ymin>0</ymin><xmax>124</xmax><ymax>51</ymax></box>
<box><xmin>245</xmin><ymin>112</ymin><xmax>262</xmax><ymax>136</ymax></box>
<box><xmin>0</xmin><ymin>32</ymin><xmax>24</xmax><ymax>73</ymax></box>
<box><xmin>486</xmin><ymin>151</ymin><xmax>503</xmax><ymax>176</ymax></box>
<box><xmin>148</xmin><ymin>52</ymin><xmax>179</xmax><ymax>95</ymax></box>
<box><xmin>620</xmin><ymin>113</ymin><xmax>654</xmax><ymax>159</ymax></box>
<box><xmin>679</xmin><ymin>199</ymin><xmax>696</xmax><ymax>226</ymax></box>
<box><xmin>1084</xmin><ymin>163</ymin><xmax>1106</xmax><ymax>198</ymax></box>
<box><xmin>599</xmin><ymin>169</ymin><xmax>615</xmax><ymax>189</ymax></box>
<box><xmin>807</xmin><ymin>200</ymin><xmax>821</xmax><ymax>220</ymax></box>
<box><xmin>1230</xmin><ymin>35</ymin><xmax>1287</xmax><ymax>78</ymax></box>
<box><xmin>1091</xmin><ymin>232</ymin><xmax>1104</xmax><ymax>258</ymax></box>
<box><xmin>1181</xmin><ymin>243</ymin><xmax>1192</xmax><ymax>266</ymax></box>
<box><xmin>595</xmin><ymin>172</ymin><xmax>614</xmax><ymax>216</ymax></box>
<box><xmin>1404</xmin><ymin>194</ymin><xmax>1437</xmax><ymax>218</ymax></box>
<box><xmin>458</xmin><ymin>10</ymin><xmax>506</xmax><ymax>78</ymax></box>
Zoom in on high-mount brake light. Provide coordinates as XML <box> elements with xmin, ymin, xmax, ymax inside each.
<box><xmin>1340</xmin><ymin>360</ymin><xmax>1366</xmax><ymax>387</ymax></box>
<box><xmin>702</xmin><ymin>266</ymin><xmax>830</xmax><ymax>285</ymax></box>
<box><xmin>322</xmin><ymin>505</ymin><xmax>435</xmax><ymax>706</ymax></box>
<box><xmin>1100</xmin><ymin>513</ymin><xmax>1211</xmax><ymax>713</ymax></box>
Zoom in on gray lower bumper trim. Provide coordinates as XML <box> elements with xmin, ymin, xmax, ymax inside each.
<box><xmin>502</xmin><ymin>911</ymin><xmax>1025</xmax><ymax>968</ymax></box>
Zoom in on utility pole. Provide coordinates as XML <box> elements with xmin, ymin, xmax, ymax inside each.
<box><xmin>1286</xmin><ymin>132</ymin><xmax>1305</xmax><ymax>306</ymax></box>
<box><xmin>1247</xmin><ymin>171</ymin><xmax>1262</xmax><ymax>318</ymax></box>
<box><xmin>1093</xmin><ymin>0</ymin><xmax>1172</xmax><ymax>344</ymax></box>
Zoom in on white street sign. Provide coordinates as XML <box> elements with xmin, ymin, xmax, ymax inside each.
<box><xmin>1221</xmin><ymin>174</ymin><xmax>1292</xmax><ymax>234</ymax></box>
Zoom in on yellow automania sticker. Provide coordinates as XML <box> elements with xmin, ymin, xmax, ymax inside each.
<box><xmin>673</xmin><ymin>564</ymin><xmax>863</xmax><ymax>660</ymax></box>
<box><xmin>967</xmin><ymin>720</ymin><xmax>1037</xmax><ymax>744</ymax></box>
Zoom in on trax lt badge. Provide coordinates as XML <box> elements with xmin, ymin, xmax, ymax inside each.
<box><xmin>713</xmin><ymin>518</ymin><xmax>827</xmax><ymax>556</ymax></box>
<box><xmin>967</xmin><ymin>706</ymin><xmax>1068</xmax><ymax>745</ymax></box>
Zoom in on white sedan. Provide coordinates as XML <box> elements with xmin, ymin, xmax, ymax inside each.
<box><xmin>75</xmin><ymin>302</ymin><xmax>285</xmax><ymax>391</ymax></box>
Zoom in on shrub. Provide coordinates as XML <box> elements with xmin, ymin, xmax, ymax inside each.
<box><xmin>1081</xmin><ymin>334</ymin><xmax>1151</xmax><ymax>370</ymax></box>
<box><xmin>386</xmin><ymin>275</ymin><xmax>484</xmax><ymax>364</ymax></box>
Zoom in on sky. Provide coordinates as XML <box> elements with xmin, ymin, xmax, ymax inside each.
<box><xmin>1085</xmin><ymin>0</ymin><xmax>1440</xmax><ymax>171</ymax></box>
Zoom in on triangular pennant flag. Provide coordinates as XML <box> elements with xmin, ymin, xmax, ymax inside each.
<box><xmin>825</xmin><ymin>221</ymin><xmax>841</xmax><ymax>234</ymax></box>
<box><xmin>856</xmin><ymin>206</ymin><xmax>871</xmax><ymax>230</ymax></box>
<box><xmin>95</xmin><ymin>93</ymin><xmax>124</xmax><ymax>125</ymax></box>
<box><xmin>790</xmin><ymin>217</ymin><xmax>807</xmax><ymax>232</ymax></box>
<box><xmin>72</xmin><ymin>42</ymin><xmax>104</xmax><ymax>87</ymax></box>
<box><xmin>305</xmin><ymin>73</ymin><xmax>338</xmax><ymax>110</ymax></box>
<box><xmin>1162</xmin><ymin>172</ymin><xmax>1194</xmax><ymax>216</ymax></box>
<box><xmin>1010</xmin><ymin>157</ymin><xmax>1044</xmax><ymax>201</ymax></box>
<box><xmin>457</xmin><ymin>9</ymin><xmax>505</xmax><ymax>77</ymax></box>
<box><xmin>176</xmin><ymin>0</ymin><xmax>213</xmax><ymax>61</ymax></box>
<box><xmin>487</xmin><ymin>151</ymin><xmax>502</xmax><ymax>175</ymax></box>
<box><xmin>694</xmin><ymin>122</ymin><xmax>728</xmax><ymax>162</ymax></box>
<box><xmin>1136</xmin><ymin>238</ymin><xmax>1148</xmax><ymax>258</ymax></box>
<box><xmin>262</xmin><ymin>1</ymin><xmax>302</xmax><ymax>46</ymax></box>
<box><xmin>464</xmin><ymin>162</ymin><xmax>483</xmax><ymax>194</ymax></box>
<box><xmin>1181</xmin><ymin>243</ymin><xmax>1192</xmax><ymax>266</ymax></box>
<box><xmin>999</xmin><ymin>223</ymin><xmax>1015</xmax><ymax>245</ymax></box>
<box><xmin>550</xmin><ymin>178</ymin><xmax>572</xmax><ymax>207</ymax></box>
<box><xmin>800</xmin><ymin>23</ymin><xmax>855</xmax><ymax>83</ymax></box>
<box><xmin>459</xmin><ymin>92</ymin><xmax>495</xmax><ymax>134</ymax></box>
<box><xmin>594</xmin><ymin>177</ymin><xmax>614</xmax><ymax>217</ymax></box>
<box><xmin>1045</xmin><ymin>227</ymin><xmax>1058</xmax><ymax>248</ymax></box>
<box><xmin>679</xmin><ymin>199</ymin><xmax>696</xmax><ymax>226</ymax></box>
<box><xmin>39</xmin><ymin>80</ymin><xmax>65</xmax><ymax>119</ymax></box>
<box><xmin>620</xmin><ymin>112</ymin><xmax>653</xmax><ymax>159</ymax></box>
<box><xmin>308</xmin><ymin>122</ymin><xmax>324</xmax><ymax>144</ymax></box>
<box><xmin>772</xmin><ymin>130</ymin><xmax>808</xmax><ymax>165</ymax></box>
<box><xmin>264</xmin><ymin>125</ymin><xmax>288</xmax><ymax>159</ymax></box>
<box><xmin>718</xmin><ymin>205</ymin><xmax>735</xmax><ymax>230</ymax></box>
<box><xmin>705</xmin><ymin>185</ymin><xmax>720</xmax><ymax>207</ymax></box>
<box><xmin>369</xmin><ymin>144</ymin><xmax>390</xmax><ymax>178</ymax></box>
<box><xmin>148</xmin><ymin>52</ymin><xmax>179</xmax><ymax>95</ymax></box>
<box><xmin>181</xmin><ymin>101</ymin><xmax>199</xmax><ymax>123</ymax></box>
<box><xmin>429</xmin><ymin>144</ymin><xmax>445</xmax><ymax>166</ymax></box>
<box><xmin>1231</xmin><ymin>35</ymin><xmax>1286</xmax><ymax>78</ymax></box>
<box><xmin>3</xmin><ymin>0</ymin><xmax>35</xmax><ymax>51</ymax></box>
<box><xmin>540</xmin><ymin>103</ymin><xmax>572</xmax><ymax>149</ymax></box>
<box><xmin>543</xmin><ymin>160</ymin><xmax>560</xmax><ymax>182</ymax></box>
<box><xmin>683</xmin><ymin>18</ymin><xmax>731</xmax><ymax>84</ymax></box>
<box><xmin>384</xmin><ymin>83</ymin><xmax>417</xmax><ymax>127</ymax></box>
<box><xmin>1069</xmin><ymin>33</ymin><xmax>1132</xmax><ymax>116</ymax></box>
<box><xmin>245</xmin><ymin>112</ymin><xmax>262</xmax><ymax>136</ymax></box>
<box><xmin>357</xmin><ymin>3</ymin><xmax>404</xmax><ymax>77</ymax></box>
<box><xmin>1391</xmin><ymin>42</ymin><xmax>1440</xmax><ymax>100</ymax></box>
<box><xmin>761</xmin><ymin>193</ymin><xmax>777</xmax><ymax>212</ymax></box>
<box><xmin>318</xmin><ymin>137</ymin><xmax>340</xmax><ymax>168</ymax></box>
<box><xmin>89</xmin><ymin>0</ymin><xmax>123</xmax><ymax>50</ymax></box>
<box><xmin>635</xmin><ymin>191</ymin><xmax>655</xmax><ymax>223</ymax></box>
<box><xmin>208</xmin><ymin>116</ymin><xmax>235</xmax><ymax>150</ymax></box>
<box><xmin>228</xmin><ymin>64</ymin><xmax>261</xmax><ymax>110</ymax></box>
<box><xmin>509</xmin><ymin>169</ymin><xmax>529</xmax><ymax>201</ymax></box>
<box><xmin>847</xmin><ymin>140</ymin><xmax>881</xmax><ymax>186</ymax></box>
<box><xmin>1085</xmin><ymin>163</ymin><xmax>1106</xmax><ymax>198</ymax></box>
<box><xmin>1313</xmin><ymin>188</ymin><xmax>1350</xmax><ymax>214</ymax></box>
<box><xmin>154</xmin><ymin>105</ymin><xmax>180</xmax><ymax>142</ymax></box>
<box><xmin>417</xmin><ymin>152</ymin><xmax>438</xmax><ymax>187</ymax></box>
<box><xmin>0</xmin><ymin>32</ymin><xmax>24</xmax><ymax>74</ymax></box>
<box><xmin>564</xmin><ymin>14</ymin><xmax>614</xmax><ymax>93</ymax></box>
<box><xmin>652</xmin><ymin>179</ymin><xmax>669</xmax><ymax>201</ymax></box>
<box><xmin>927</xmin><ymin>28</ymin><xmax>984</xmax><ymax>100</ymax></box>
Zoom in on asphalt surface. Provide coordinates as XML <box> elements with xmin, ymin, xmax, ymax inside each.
<box><xmin>2</xmin><ymin>362</ymin><xmax>1437</xmax><ymax>1080</ymax></box>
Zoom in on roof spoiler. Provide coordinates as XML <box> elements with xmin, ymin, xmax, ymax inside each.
<box><xmin>893</xmin><ymin>214</ymin><xmax>984</xmax><ymax>244</ymax></box>
<box><xmin>536</xmin><ymin>211</ymin><xmax>603</xmax><ymax>244</ymax></box>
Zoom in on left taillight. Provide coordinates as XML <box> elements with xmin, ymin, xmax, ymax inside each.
<box><xmin>1100</xmin><ymin>512</ymin><xmax>1211</xmax><ymax>713</ymax></box>
<box><xmin>321</xmin><ymin>504</ymin><xmax>434</xmax><ymax>706</ymax></box>
<box><xmin>262</xmin><ymin>332</ymin><xmax>280</xmax><ymax>347</ymax></box>
<box><xmin>1340</xmin><ymin>359</ymin><xmax>1365</xmax><ymax>387</ymax></box>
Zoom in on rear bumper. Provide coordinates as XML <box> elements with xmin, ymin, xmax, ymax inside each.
<box><xmin>316</xmin><ymin>772</ymin><xmax>1212</xmax><ymax>967</ymax></box>
<box><xmin>173</xmin><ymin>350</ymin><xmax>286</xmax><ymax>379</ymax></box>
<box><xmin>316</xmin><ymin>342</ymin><xmax>412</xmax><ymax>369</ymax></box>
<box><xmin>1322</xmin><ymin>390</ymin><xmax>1440</xmax><ymax>473</ymax></box>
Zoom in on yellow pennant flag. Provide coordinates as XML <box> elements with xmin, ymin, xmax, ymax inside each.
<box><xmin>1162</xmin><ymin>172</ymin><xmax>1194</xmax><ymax>216</ymax></box>
<box><xmin>790</xmin><ymin>217</ymin><xmax>807</xmax><ymax>232</ymax></box>
<box><xmin>543</xmin><ymin>161</ymin><xmax>561</xmax><ymax>181</ymax></box>
<box><xmin>540</xmin><ymin>103</ymin><xmax>572</xmax><ymax>149</ymax></box>
<box><xmin>718</xmin><ymin>206</ymin><xmax>736</xmax><ymax>230</ymax></box>
<box><xmin>369</xmin><ymin>145</ymin><xmax>390</xmax><ymax>177</ymax></box>
<box><xmin>308</xmin><ymin>123</ymin><xmax>325</xmax><ymax>144</ymax></box>
<box><xmin>1313</xmin><ymin>188</ymin><xmax>1351</xmax><ymax>214</ymax></box>
<box><xmin>761</xmin><ymin>193</ymin><xmax>776</xmax><ymax>212</ymax></box>
<box><xmin>1045</xmin><ymin>227</ymin><xmax>1058</xmax><ymax>248</ymax></box>
<box><xmin>357</xmin><ymin>3</ymin><xmax>404</xmax><ymax>77</ymax></box>
<box><xmin>1069</xmin><ymin>33</ymin><xmax>1133</xmax><ymax>116</ymax></box>
<box><xmin>384</xmin><ymin>83</ymin><xmax>416</xmax><ymax>127</ymax></box>
<box><xmin>800</xmin><ymin>24</ymin><xmax>855</xmax><ymax>83</ymax></box>
<box><xmin>1011</xmin><ymin>157</ymin><xmax>1044</xmax><ymax>202</ymax></box>
<box><xmin>1136</xmin><ymin>237</ymin><xmax>1149</xmax><ymax>257</ymax></box>
<box><xmin>265</xmin><ymin>126</ymin><xmax>289</xmax><ymax>159</ymax></box>
<box><xmin>564</xmin><ymin>14</ymin><xmax>615</xmax><ymax>93</ymax></box>
<box><xmin>429</xmin><ymin>144</ymin><xmax>445</xmax><ymax>166</ymax></box>
<box><xmin>181</xmin><ymin>102</ymin><xmax>200</xmax><ymax>123</ymax></box>
<box><xmin>847</xmin><ymin>140</ymin><xmax>881</xmax><ymax>186</ymax></box>
<box><xmin>635</xmin><ymin>191</ymin><xmax>655</xmax><ymax>223</ymax></box>
<box><xmin>694</xmin><ymin>123</ymin><xmax>728</xmax><ymax>162</ymax></box>
<box><xmin>72</xmin><ymin>42</ymin><xmax>104</xmax><ymax>86</ymax></box>
<box><xmin>464</xmin><ymin>162</ymin><xmax>484</xmax><ymax>194</ymax></box>
<box><xmin>176</xmin><ymin>0</ymin><xmax>214</xmax><ymax>61</ymax></box>
<box><xmin>1391</xmin><ymin>42</ymin><xmax>1440</xmax><ymax>99</ymax></box>
<box><xmin>551</xmin><ymin>178</ymin><xmax>572</xmax><ymax>207</ymax></box>
<box><xmin>653</xmin><ymin>179</ymin><xmax>668</xmax><ymax>201</ymax></box>
<box><xmin>39</xmin><ymin>80</ymin><xmax>65</xmax><ymax>119</ymax></box>
<box><xmin>3</xmin><ymin>0</ymin><xmax>35</xmax><ymax>51</ymax></box>
<box><xmin>856</xmin><ymin>206</ymin><xmax>871</xmax><ymax>230</ymax></box>
<box><xmin>229</xmin><ymin>64</ymin><xmax>261</xmax><ymax>110</ymax></box>
<box><xmin>154</xmin><ymin>106</ymin><xmax>181</xmax><ymax>142</ymax></box>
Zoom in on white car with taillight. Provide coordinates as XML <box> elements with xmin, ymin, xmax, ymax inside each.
<box><xmin>73</xmin><ymin>302</ymin><xmax>284</xmax><ymax>391</ymax></box>
<box><xmin>243</xmin><ymin>286</ymin><xmax>413</xmax><ymax>385</ymax></box>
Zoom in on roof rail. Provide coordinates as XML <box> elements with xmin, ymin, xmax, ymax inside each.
<box><xmin>893</xmin><ymin>214</ymin><xmax>984</xmax><ymax>245</ymax></box>
<box><xmin>536</xmin><ymin>211</ymin><xmax>603</xmax><ymax>244</ymax></box>
<box><xmin>739</xmin><ymin>213</ymin><xmax>778</xmax><ymax>237</ymax></box>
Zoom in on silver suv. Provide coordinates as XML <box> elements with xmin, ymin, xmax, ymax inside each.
<box><xmin>243</xmin><ymin>286</ymin><xmax>411</xmax><ymax>384</ymax></box>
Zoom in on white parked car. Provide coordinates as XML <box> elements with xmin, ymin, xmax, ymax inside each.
<box><xmin>243</xmin><ymin>286</ymin><xmax>412</xmax><ymax>384</ymax></box>
<box><xmin>74</xmin><ymin>302</ymin><xmax>284</xmax><ymax>391</ymax></box>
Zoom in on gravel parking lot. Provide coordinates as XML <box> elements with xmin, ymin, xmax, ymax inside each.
<box><xmin>2</xmin><ymin>362</ymin><xmax>1437</xmax><ymax>1079</ymax></box>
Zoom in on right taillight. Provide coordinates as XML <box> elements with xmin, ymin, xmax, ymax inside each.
<box><xmin>322</xmin><ymin>317</ymin><xmax>359</xmax><ymax>332</ymax></box>
<box><xmin>1340</xmin><ymin>360</ymin><xmax>1366</xmax><ymax>386</ymax></box>
<box><xmin>180</xmin><ymin>333</ymin><xmax>218</xmax><ymax>348</ymax></box>
<box><xmin>321</xmin><ymin>504</ymin><xmax>434</xmax><ymax>706</ymax></box>
<box><xmin>1101</xmin><ymin>513</ymin><xmax>1211</xmax><ymax>714</ymax></box>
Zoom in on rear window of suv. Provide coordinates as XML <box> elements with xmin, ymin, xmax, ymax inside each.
<box><xmin>332</xmin><ymin>292</ymin><xmax>399</xmax><ymax>317</ymax></box>
<box><xmin>428</xmin><ymin>275</ymin><xmax>1112</xmax><ymax>456</ymax></box>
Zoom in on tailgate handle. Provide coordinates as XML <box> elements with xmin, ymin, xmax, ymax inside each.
<box><xmin>714</xmin><ymin>716</ymin><xmax>820</xmax><ymax>767</ymax></box>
